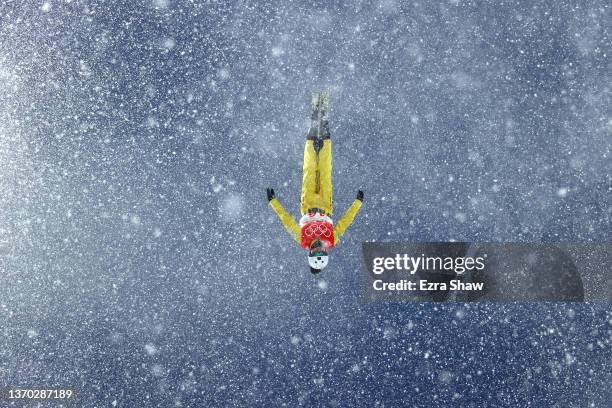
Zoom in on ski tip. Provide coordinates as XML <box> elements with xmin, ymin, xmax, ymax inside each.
<box><xmin>320</xmin><ymin>89</ymin><xmax>330</xmax><ymax>113</ymax></box>
<box><xmin>320</xmin><ymin>90</ymin><xmax>330</xmax><ymax>110</ymax></box>
<box><xmin>311</xmin><ymin>92</ymin><xmax>321</xmax><ymax>107</ymax></box>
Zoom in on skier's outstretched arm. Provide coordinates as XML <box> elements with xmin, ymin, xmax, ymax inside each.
<box><xmin>334</xmin><ymin>190</ymin><xmax>364</xmax><ymax>241</ymax></box>
<box><xmin>267</xmin><ymin>188</ymin><xmax>300</xmax><ymax>243</ymax></box>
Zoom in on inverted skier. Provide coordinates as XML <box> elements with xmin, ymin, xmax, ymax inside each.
<box><xmin>266</xmin><ymin>91</ymin><xmax>364</xmax><ymax>274</ymax></box>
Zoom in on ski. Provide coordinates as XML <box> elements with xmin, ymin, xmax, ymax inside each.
<box><xmin>319</xmin><ymin>89</ymin><xmax>330</xmax><ymax>140</ymax></box>
<box><xmin>308</xmin><ymin>92</ymin><xmax>321</xmax><ymax>141</ymax></box>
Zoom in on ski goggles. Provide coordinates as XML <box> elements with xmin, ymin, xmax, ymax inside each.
<box><xmin>310</xmin><ymin>249</ymin><xmax>328</xmax><ymax>258</ymax></box>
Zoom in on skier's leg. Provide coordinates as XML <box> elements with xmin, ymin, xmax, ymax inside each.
<box><xmin>302</xmin><ymin>92</ymin><xmax>322</xmax><ymax>213</ymax></box>
<box><xmin>317</xmin><ymin>90</ymin><xmax>332</xmax><ymax>215</ymax></box>
<box><xmin>318</xmin><ymin>140</ymin><xmax>333</xmax><ymax>215</ymax></box>
<box><xmin>301</xmin><ymin>140</ymin><xmax>318</xmax><ymax>214</ymax></box>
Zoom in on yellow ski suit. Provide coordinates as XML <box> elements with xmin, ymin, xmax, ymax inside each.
<box><xmin>269</xmin><ymin>139</ymin><xmax>362</xmax><ymax>246</ymax></box>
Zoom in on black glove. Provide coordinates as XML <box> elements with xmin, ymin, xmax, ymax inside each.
<box><xmin>356</xmin><ymin>190</ymin><xmax>364</xmax><ymax>202</ymax></box>
<box><xmin>266</xmin><ymin>188</ymin><xmax>275</xmax><ymax>202</ymax></box>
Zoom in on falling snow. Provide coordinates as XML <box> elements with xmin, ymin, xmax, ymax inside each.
<box><xmin>0</xmin><ymin>0</ymin><xmax>610</xmax><ymax>407</ymax></box>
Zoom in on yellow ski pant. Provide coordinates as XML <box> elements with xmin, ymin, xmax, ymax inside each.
<box><xmin>301</xmin><ymin>140</ymin><xmax>332</xmax><ymax>215</ymax></box>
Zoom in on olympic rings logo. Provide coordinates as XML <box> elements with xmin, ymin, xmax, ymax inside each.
<box><xmin>304</xmin><ymin>223</ymin><xmax>332</xmax><ymax>238</ymax></box>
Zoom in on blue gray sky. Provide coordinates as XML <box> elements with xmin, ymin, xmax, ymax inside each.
<box><xmin>0</xmin><ymin>1</ymin><xmax>610</xmax><ymax>406</ymax></box>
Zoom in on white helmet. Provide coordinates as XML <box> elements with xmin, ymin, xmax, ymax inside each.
<box><xmin>308</xmin><ymin>239</ymin><xmax>329</xmax><ymax>273</ymax></box>
<box><xmin>308</xmin><ymin>252</ymin><xmax>329</xmax><ymax>272</ymax></box>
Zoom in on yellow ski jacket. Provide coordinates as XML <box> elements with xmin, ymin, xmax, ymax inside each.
<box><xmin>269</xmin><ymin>198</ymin><xmax>362</xmax><ymax>246</ymax></box>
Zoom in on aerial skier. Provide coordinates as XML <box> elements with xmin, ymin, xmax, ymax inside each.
<box><xmin>266</xmin><ymin>91</ymin><xmax>364</xmax><ymax>274</ymax></box>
